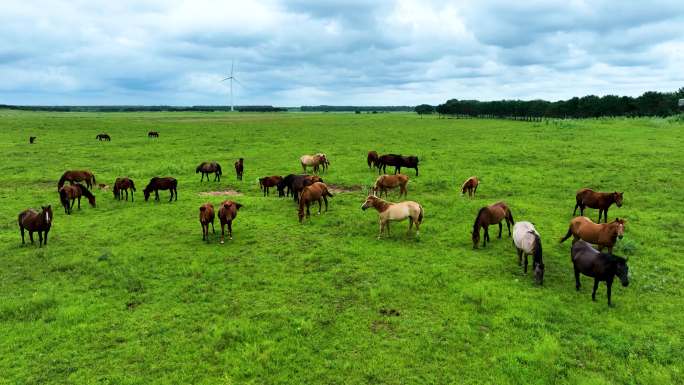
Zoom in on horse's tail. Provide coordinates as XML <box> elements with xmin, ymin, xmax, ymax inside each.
<box><xmin>560</xmin><ymin>225</ymin><xmax>573</xmax><ymax>243</ymax></box>
<box><xmin>216</xmin><ymin>164</ymin><xmax>222</xmax><ymax>175</ymax></box>
<box><xmin>91</xmin><ymin>173</ymin><xmax>96</xmax><ymax>185</ymax></box>
<box><xmin>325</xmin><ymin>187</ymin><xmax>333</xmax><ymax>198</ymax></box>
<box><xmin>57</xmin><ymin>174</ymin><xmax>66</xmax><ymax>191</ymax></box>
<box><xmin>130</xmin><ymin>179</ymin><xmax>136</xmax><ymax>192</ymax></box>
<box><xmin>507</xmin><ymin>208</ymin><xmax>515</xmax><ymax>225</ymax></box>
<box><xmin>417</xmin><ymin>204</ymin><xmax>424</xmax><ymax>224</ymax></box>
<box><xmin>258</xmin><ymin>178</ymin><xmax>264</xmax><ymax>191</ymax></box>
<box><xmin>298</xmin><ymin>193</ymin><xmax>306</xmax><ymax>221</ymax></box>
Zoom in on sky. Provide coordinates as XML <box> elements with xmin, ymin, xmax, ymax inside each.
<box><xmin>1</xmin><ymin>0</ymin><xmax>683</xmax><ymax>106</ymax></box>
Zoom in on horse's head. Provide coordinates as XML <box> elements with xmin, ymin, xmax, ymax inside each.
<box><xmin>613</xmin><ymin>256</ymin><xmax>629</xmax><ymax>287</ymax></box>
<box><xmin>534</xmin><ymin>262</ymin><xmax>545</xmax><ymax>285</ymax></box>
<box><xmin>41</xmin><ymin>205</ymin><xmax>52</xmax><ymax>225</ymax></box>
<box><xmin>361</xmin><ymin>195</ymin><xmax>378</xmax><ymax>211</ymax></box>
<box><xmin>195</xmin><ymin>164</ymin><xmax>202</xmax><ymax>173</ymax></box>
<box><xmin>87</xmin><ymin>195</ymin><xmax>96</xmax><ymax>208</ymax></box>
<box><xmin>613</xmin><ymin>218</ymin><xmax>626</xmax><ymax>239</ymax></box>
<box><xmin>143</xmin><ymin>189</ymin><xmax>151</xmax><ymax>201</ymax></box>
<box><xmin>614</xmin><ymin>192</ymin><xmax>624</xmax><ymax>207</ymax></box>
<box><xmin>471</xmin><ymin>231</ymin><xmax>480</xmax><ymax>249</ymax></box>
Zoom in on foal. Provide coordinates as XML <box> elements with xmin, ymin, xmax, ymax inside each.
<box><xmin>18</xmin><ymin>205</ymin><xmax>52</xmax><ymax>247</ymax></box>
<box><xmin>199</xmin><ymin>203</ymin><xmax>215</xmax><ymax>242</ymax></box>
<box><xmin>59</xmin><ymin>184</ymin><xmax>96</xmax><ymax>214</ymax></box>
<box><xmin>461</xmin><ymin>176</ymin><xmax>479</xmax><ymax>197</ymax></box>
<box><xmin>298</xmin><ymin>182</ymin><xmax>333</xmax><ymax>222</ymax></box>
<box><xmin>113</xmin><ymin>177</ymin><xmax>136</xmax><ymax>201</ymax></box>
<box><xmin>218</xmin><ymin>200</ymin><xmax>242</xmax><ymax>244</ymax></box>
<box><xmin>234</xmin><ymin>158</ymin><xmax>244</xmax><ymax>180</ymax></box>
<box><xmin>361</xmin><ymin>195</ymin><xmax>423</xmax><ymax>239</ymax></box>
<box><xmin>472</xmin><ymin>202</ymin><xmax>515</xmax><ymax>248</ymax></box>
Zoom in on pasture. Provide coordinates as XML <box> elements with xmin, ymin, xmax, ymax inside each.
<box><xmin>0</xmin><ymin>110</ymin><xmax>682</xmax><ymax>384</ymax></box>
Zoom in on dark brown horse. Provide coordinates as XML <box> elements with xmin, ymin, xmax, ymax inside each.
<box><xmin>298</xmin><ymin>182</ymin><xmax>333</xmax><ymax>222</ymax></box>
<box><xmin>378</xmin><ymin>154</ymin><xmax>419</xmax><ymax>176</ymax></box>
<box><xmin>234</xmin><ymin>158</ymin><xmax>244</xmax><ymax>180</ymax></box>
<box><xmin>29</xmin><ymin>136</ymin><xmax>36</xmax><ymax>144</ymax></box>
<box><xmin>367</xmin><ymin>151</ymin><xmax>379</xmax><ymax>169</ymax></box>
<box><xmin>199</xmin><ymin>203</ymin><xmax>215</xmax><ymax>242</ymax></box>
<box><xmin>218</xmin><ymin>200</ymin><xmax>242</xmax><ymax>243</ymax></box>
<box><xmin>461</xmin><ymin>176</ymin><xmax>479</xmax><ymax>197</ymax></box>
<box><xmin>196</xmin><ymin>161</ymin><xmax>222</xmax><ymax>182</ymax></box>
<box><xmin>560</xmin><ymin>216</ymin><xmax>625</xmax><ymax>254</ymax></box>
<box><xmin>571</xmin><ymin>240</ymin><xmax>629</xmax><ymax>306</ymax></box>
<box><xmin>291</xmin><ymin>175</ymin><xmax>323</xmax><ymax>202</ymax></box>
<box><xmin>143</xmin><ymin>177</ymin><xmax>177</xmax><ymax>202</ymax></box>
<box><xmin>18</xmin><ymin>205</ymin><xmax>52</xmax><ymax>247</ymax></box>
<box><xmin>59</xmin><ymin>184</ymin><xmax>96</xmax><ymax>214</ymax></box>
<box><xmin>58</xmin><ymin>170</ymin><xmax>96</xmax><ymax>191</ymax></box>
<box><xmin>148</xmin><ymin>131</ymin><xmax>159</xmax><ymax>138</ymax></box>
<box><xmin>573</xmin><ymin>189</ymin><xmax>623</xmax><ymax>223</ymax></box>
<box><xmin>96</xmin><ymin>133</ymin><xmax>111</xmax><ymax>141</ymax></box>
<box><xmin>113</xmin><ymin>177</ymin><xmax>136</xmax><ymax>201</ymax></box>
<box><xmin>259</xmin><ymin>175</ymin><xmax>283</xmax><ymax>196</ymax></box>
<box><xmin>472</xmin><ymin>202</ymin><xmax>515</xmax><ymax>248</ymax></box>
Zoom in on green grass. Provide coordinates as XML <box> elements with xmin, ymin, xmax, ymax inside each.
<box><xmin>0</xmin><ymin>110</ymin><xmax>682</xmax><ymax>384</ymax></box>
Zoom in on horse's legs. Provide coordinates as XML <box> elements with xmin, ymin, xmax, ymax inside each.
<box><xmin>168</xmin><ymin>189</ymin><xmax>173</xmax><ymax>202</ymax></box>
<box><xmin>77</xmin><ymin>196</ymin><xmax>81</xmax><ymax>209</ymax></box>
<box><xmin>517</xmin><ymin>249</ymin><xmax>523</xmax><ymax>266</ymax></box>
<box><xmin>603</xmin><ymin>208</ymin><xmax>609</xmax><ymax>223</ymax></box>
<box><xmin>574</xmin><ymin>266</ymin><xmax>581</xmax><ymax>290</ymax></box>
<box><xmin>386</xmin><ymin>221</ymin><xmax>390</xmax><ymax>236</ymax></box>
<box><xmin>606</xmin><ymin>279</ymin><xmax>613</xmax><ymax>306</ymax></box>
<box><xmin>592</xmin><ymin>279</ymin><xmax>599</xmax><ymax>301</ymax></box>
<box><xmin>29</xmin><ymin>231</ymin><xmax>34</xmax><ymax>244</ymax></box>
<box><xmin>506</xmin><ymin>218</ymin><xmax>512</xmax><ymax>236</ymax></box>
<box><xmin>306</xmin><ymin>202</ymin><xmax>311</xmax><ymax>218</ymax></box>
<box><xmin>498</xmin><ymin>222</ymin><xmax>502</xmax><ymax>238</ymax></box>
<box><xmin>227</xmin><ymin>220</ymin><xmax>233</xmax><ymax>240</ymax></box>
<box><xmin>20</xmin><ymin>226</ymin><xmax>25</xmax><ymax>244</ymax></box>
<box><xmin>323</xmin><ymin>196</ymin><xmax>328</xmax><ymax>212</ymax></box>
<box><xmin>39</xmin><ymin>231</ymin><xmax>43</xmax><ymax>247</ymax></box>
<box><xmin>407</xmin><ymin>218</ymin><xmax>413</xmax><ymax>236</ymax></box>
<box><xmin>317</xmin><ymin>198</ymin><xmax>322</xmax><ymax>215</ymax></box>
<box><xmin>378</xmin><ymin>220</ymin><xmax>384</xmax><ymax>239</ymax></box>
<box><xmin>573</xmin><ymin>203</ymin><xmax>579</xmax><ymax>216</ymax></box>
<box><xmin>202</xmin><ymin>223</ymin><xmax>206</xmax><ymax>241</ymax></box>
<box><xmin>44</xmin><ymin>230</ymin><xmax>48</xmax><ymax>245</ymax></box>
<box><xmin>220</xmin><ymin>222</ymin><xmax>225</xmax><ymax>244</ymax></box>
<box><xmin>131</xmin><ymin>189</ymin><xmax>134</xmax><ymax>202</ymax></box>
<box><xmin>483</xmin><ymin>226</ymin><xmax>489</xmax><ymax>246</ymax></box>
<box><xmin>524</xmin><ymin>254</ymin><xmax>528</xmax><ymax>274</ymax></box>
<box><xmin>211</xmin><ymin>220</ymin><xmax>215</xmax><ymax>234</ymax></box>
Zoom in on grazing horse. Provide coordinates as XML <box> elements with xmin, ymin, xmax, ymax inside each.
<box><xmin>196</xmin><ymin>161</ymin><xmax>222</xmax><ymax>182</ymax></box>
<box><xmin>472</xmin><ymin>202</ymin><xmax>515</xmax><ymax>248</ymax></box>
<box><xmin>373</xmin><ymin>174</ymin><xmax>409</xmax><ymax>198</ymax></box>
<box><xmin>148</xmin><ymin>131</ymin><xmax>159</xmax><ymax>138</ymax></box>
<box><xmin>58</xmin><ymin>170</ymin><xmax>96</xmax><ymax>191</ymax></box>
<box><xmin>461</xmin><ymin>176</ymin><xmax>479</xmax><ymax>197</ymax></box>
<box><xmin>59</xmin><ymin>184</ymin><xmax>96</xmax><ymax>214</ymax></box>
<box><xmin>298</xmin><ymin>182</ymin><xmax>333</xmax><ymax>222</ymax></box>
<box><xmin>361</xmin><ymin>195</ymin><xmax>423</xmax><ymax>239</ymax></box>
<box><xmin>291</xmin><ymin>175</ymin><xmax>323</xmax><ymax>202</ymax></box>
<box><xmin>29</xmin><ymin>136</ymin><xmax>36</xmax><ymax>144</ymax></box>
<box><xmin>571</xmin><ymin>240</ymin><xmax>629</xmax><ymax>306</ymax></box>
<box><xmin>113</xmin><ymin>177</ymin><xmax>136</xmax><ymax>201</ymax></box>
<box><xmin>199</xmin><ymin>203</ymin><xmax>215</xmax><ymax>242</ymax></box>
<box><xmin>143</xmin><ymin>177</ymin><xmax>177</xmax><ymax>202</ymax></box>
<box><xmin>367</xmin><ymin>151</ymin><xmax>379</xmax><ymax>169</ymax></box>
<box><xmin>512</xmin><ymin>221</ymin><xmax>545</xmax><ymax>284</ymax></box>
<box><xmin>18</xmin><ymin>205</ymin><xmax>52</xmax><ymax>247</ymax></box>
<box><xmin>300</xmin><ymin>154</ymin><xmax>328</xmax><ymax>174</ymax></box>
<box><xmin>218</xmin><ymin>200</ymin><xmax>242</xmax><ymax>244</ymax></box>
<box><xmin>315</xmin><ymin>153</ymin><xmax>330</xmax><ymax>172</ymax></box>
<box><xmin>378</xmin><ymin>154</ymin><xmax>420</xmax><ymax>176</ymax></box>
<box><xmin>573</xmin><ymin>189</ymin><xmax>623</xmax><ymax>223</ymax></box>
<box><xmin>234</xmin><ymin>158</ymin><xmax>244</xmax><ymax>180</ymax></box>
<box><xmin>96</xmin><ymin>133</ymin><xmax>111</xmax><ymax>141</ymax></box>
<box><xmin>259</xmin><ymin>175</ymin><xmax>283</xmax><ymax>196</ymax></box>
<box><xmin>560</xmin><ymin>217</ymin><xmax>625</xmax><ymax>254</ymax></box>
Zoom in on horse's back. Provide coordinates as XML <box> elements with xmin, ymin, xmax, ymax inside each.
<box><xmin>513</xmin><ymin>221</ymin><xmax>537</xmax><ymax>252</ymax></box>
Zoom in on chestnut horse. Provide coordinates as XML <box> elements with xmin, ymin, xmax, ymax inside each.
<box><xmin>59</xmin><ymin>184</ymin><xmax>96</xmax><ymax>214</ymax></box>
<box><xmin>199</xmin><ymin>203</ymin><xmax>215</xmax><ymax>242</ymax></box>
<box><xmin>218</xmin><ymin>200</ymin><xmax>242</xmax><ymax>243</ymax></box>
<box><xmin>373</xmin><ymin>174</ymin><xmax>409</xmax><ymax>198</ymax></box>
<box><xmin>560</xmin><ymin>217</ymin><xmax>625</xmax><ymax>254</ymax></box>
<box><xmin>573</xmin><ymin>189</ymin><xmax>623</xmax><ymax>223</ymax></box>
<box><xmin>316</xmin><ymin>153</ymin><xmax>330</xmax><ymax>172</ymax></box>
<box><xmin>113</xmin><ymin>177</ymin><xmax>136</xmax><ymax>201</ymax></box>
<box><xmin>361</xmin><ymin>195</ymin><xmax>423</xmax><ymax>239</ymax></box>
<box><xmin>18</xmin><ymin>205</ymin><xmax>52</xmax><ymax>247</ymax></box>
<box><xmin>571</xmin><ymin>240</ymin><xmax>629</xmax><ymax>306</ymax></box>
<box><xmin>298</xmin><ymin>182</ymin><xmax>333</xmax><ymax>223</ymax></box>
<box><xmin>234</xmin><ymin>158</ymin><xmax>244</xmax><ymax>180</ymax></box>
<box><xmin>367</xmin><ymin>151</ymin><xmax>379</xmax><ymax>169</ymax></box>
<box><xmin>196</xmin><ymin>161</ymin><xmax>222</xmax><ymax>182</ymax></box>
<box><xmin>58</xmin><ymin>170</ymin><xmax>96</xmax><ymax>191</ymax></box>
<box><xmin>472</xmin><ymin>202</ymin><xmax>515</xmax><ymax>248</ymax></box>
<box><xmin>259</xmin><ymin>175</ymin><xmax>283</xmax><ymax>196</ymax></box>
<box><xmin>143</xmin><ymin>177</ymin><xmax>177</xmax><ymax>202</ymax></box>
<box><xmin>96</xmin><ymin>133</ymin><xmax>111</xmax><ymax>141</ymax></box>
<box><xmin>461</xmin><ymin>176</ymin><xmax>479</xmax><ymax>197</ymax></box>
<box><xmin>300</xmin><ymin>154</ymin><xmax>328</xmax><ymax>174</ymax></box>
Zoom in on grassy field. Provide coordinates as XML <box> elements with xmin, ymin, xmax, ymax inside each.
<box><xmin>0</xmin><ymin>110</ymin><xmax>682</xmax><ymax>385</ymax></box>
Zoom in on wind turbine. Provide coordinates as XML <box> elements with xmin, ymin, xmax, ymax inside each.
<box><xmin>221</xmin><ymin>61</ymin><xmax>243</xmax><ymax>112</ymax></box>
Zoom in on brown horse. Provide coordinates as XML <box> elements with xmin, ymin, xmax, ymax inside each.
<box><xmin>218</xmin><ymin>200</ymin><xmax>242</xmax><ymax>244</ymax></box>
<box><xmin>291</xmin><ymin>175</ymin><xmax>323</xmax><ymax>202</ymax></box>
<box><xmin>298</xmin><ymin>182</ymin><xmax>333</xmax><ymax>223</ymax></box>
<box><xmin>143</xmin><ymin>177</ymin><xmax>177</xmax><ymax>202</ymax></box>
<box><xmin>472</xmin><ymin>202</ymin><xmax>515</xmax><ymax>248</ymax></box>
<box><xmin>259</xmin><ymin>175</ymin><xmax>283</xmax><ymax>196</ymax></box>
<box><xmin>59</xmin><ymin>184</ymin><xmax>96</xmax><ymax>214</ymax></box>
<box><xmin>373</xmin><ymin>174</ymin><xmax>409</xmax><ymax>198</ymax></box>
<box><xmin>148</xmin><ymin>131</ymin><xmax>159</xmax><ymax>138</ymax></box>
<box><xmin>113</xmin><ymin>177</ymin><xmax>136</xmax><ymax>201</ymax></box>
<box><xmin>461</xmin><ymin>176</ymin><xmax>479</xmax><ymax>197</ymax></box>
<box><xmin>234</xmin><ymin>158</ymin><xmax>244</xmax><ymax>180</ymax></box>
<box><xmin>560</xmin><ymin>216</ymin><xmax>625</xmax><ymax>254</ymax></box>
<box><xmin>361</xmin><ymin>195</ymin><xmax>423</xmax><ymax>239</ymax></box>
<box><xmin>573</xmin><ymin>189</ymin><xmax>623</xmax><ymax>223</ymax></box>
<box><xmin>199</xmin><ymin>203</ymin><xmax>215</xmax><ymax>242</ymax></box>
<box><xmin>196</xmin><ymin>161</ymin><xmax>222</xmax><ymax>182</ymax></box>
<box><xmin>96</xmin><ymin>133</ymin><xmax>111</xmax><ymax>141</ymax></box>
<box><xmin>18</xmin><ymin>205</ymin><xmax>52</xmax><ymax>247</ymax></box>
<box><xmin>58</xmin><ymin>170</ymin><xmax>96</xmax><ymax>191</ymax></box>
<box><xmin>367</xmin><ymin>151</ymin><xmax>379</xmax><ymax>169</ymax></box>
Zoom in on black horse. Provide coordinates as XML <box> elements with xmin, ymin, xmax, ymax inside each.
<box><xmin>571</xmin><ymin>240</ymin><xmax>629</xmax><ymax>306</ymax></box>
<box><xmin>143</xmin><ymin>177</ymin><xmax>178</xmax><ymax>202</ymax></box>
<box><xmin>96</xmin><ymin>133</ymin><xmax>111</xmax><ymax>141</ymax></box>
<box><xmin>377</xmin><ymin>154</ymin><xmax>419</xmax><ymax>176</ymax></box>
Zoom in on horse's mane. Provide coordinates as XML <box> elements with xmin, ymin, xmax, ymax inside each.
<box><xmin>602</xmin><ymin>253</ymin><xmax>627</xmax><ymax>264</ymax></box>
<box><xmin>460</xmin><ymin>177</ymin><xmax>471</xmax><ymax>191</ymax></box>
<box><xmin>473</xmin><ymin>206</ymin><xmax>487</xmax><ymax>233</ymax></box>
<box><xmin>532</xmin><ymin>232</ymin><xmax>543</xmax><ymax>264</ymax></box>
<box><xmin>58</xmin><ymin>173</ymin><xmax>67</xmax><ymax>188</ymax></box>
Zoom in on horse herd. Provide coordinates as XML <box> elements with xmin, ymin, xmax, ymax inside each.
<box><xmin>17</xmin><ymin>141</ymin><xmax>630</xmax><ymax>306</ymax></box>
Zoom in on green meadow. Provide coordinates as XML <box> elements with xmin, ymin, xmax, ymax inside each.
<box><xmin>0</xmin><ymin>110</ymin><xmax>682</xmax><ymax>385</ymax></box>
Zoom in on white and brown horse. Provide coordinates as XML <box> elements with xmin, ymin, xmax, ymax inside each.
<box><xmin>300</xmin><ymin>154</ymin><xmax>328</xmax><ymax>174</ymax></box>
<box><xmin>361</xmin><ymin>195</ymin><xmax>423</xmax><ymax>239</ymax></box>
<box><xmin>512</xmin><ymin>221</ymin><xmax>544</xmax><ymax>284</ymax></box>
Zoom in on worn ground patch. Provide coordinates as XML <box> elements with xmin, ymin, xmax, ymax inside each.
<box><xmin>327</xmin><ymin>184</ymin><xmax>363</xmax><ymax>194</ymax></box>
<box><xmin>198</xmin><ymin>189</ymin><xmax>242</xmax><ymax>196</ymax></box>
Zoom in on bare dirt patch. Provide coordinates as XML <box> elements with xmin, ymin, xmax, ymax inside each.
<box><xmin>327</xmin><ymin>184</ymin><xmax>363</xmax><ymax>194</ymax></box>
<box><xmin>199</xmin><ymin>189</ymin><xmax>242</xmax><ymax>196</ymax></box>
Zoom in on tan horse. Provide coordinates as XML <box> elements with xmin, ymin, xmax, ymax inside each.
<box><xmin>461</xmin><ymin>176</ymin><xmax>479</xmax><ymax>197</ymax></box>
<box><xmin>300</xmin><ymin>154</ymin><xmax>328</xmax><ymax>174</ymax></box>
<box><xmin>199</xmin><ymin>203</ymin><xmax>215</xmax><ymax>242</ymax></box>
<box><xmin>560</xmin><ymin>216</ymin><xmax>625</xmax><ymax>253</ymax></box>
<box><xmin>298</xmin><ymin>182</ymin><xmax>333</xmax><ymax>222</ymax></box>
<box><xmin>472</xmin><ymin>202</ymin><xmax>514</xmax><ymax>248</ymax></box>
<box><xmin>373</xmin><ymin>174</ymin><xmax>409</xmax><ymax>198</ymax></box>
<box><xmin>218</xmin><ymin>200</ymin><xmax>242</xmax><ymax>244</ymax></box>
<box><xmin>361</xmin><ymin>195</ymin><xmax>423</xmax><ymax>239</ymax></box>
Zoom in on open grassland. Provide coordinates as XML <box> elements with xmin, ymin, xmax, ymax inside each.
<box><xmin>0</xmin><ymin>111</ymin><xmax>683</xmax><ymax>385</ymax></box>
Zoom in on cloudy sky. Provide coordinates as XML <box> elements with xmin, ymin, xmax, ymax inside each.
<box><xmin>1</xmin><ymin>0</ymin><xmax>683</xmax><ymax>106</ymax></box>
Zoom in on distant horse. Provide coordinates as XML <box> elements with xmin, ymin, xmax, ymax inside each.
<box><xmin>29</xmin><ymin>136</ymin><xmax>36</xmax><ymax>144</ymax></box>
<box><xmin>196</xmin><ymin>161</ymin><xmax>222</xmax><ymax>182</ymax></box>
<box><xmin>573</xmin><ymin>189</ymin><xmax>623</xmax><ymax>223</ymax></box>
<box><xmin>472</xmin><ymin>202</ymin><xmax>514</xmax><ymax>248</ymax></box>
<box><xmin>218</xmin><ymin>200</ymin><xmax>242</xmax><ymax>243</ymax></box>
<box><xmin>96</xmin><ymin>133</ymin><xmax>111</xmax><ymax>141</ymax></box>
<box><xmin>373</xmin><ymin>174</ymin><xmax>409</xmax><ymax>198</ymax></box>
<box><xmin>571</xmin><ymin>240</ymin><xmax>629</xmax><ymax>306</ymax></box>
<box><xmin>298</xmin><ymin>182</ymin><xmax>333</xmax><ymax>223</ymax></box>
<box><xmin>59</xmin><ymin>184</ymin><xmax>96</xmax><ymax>214</ymax></box>
<box><xmin>378</xmin><ymin>154</ymin><xmax>419</xmax><ymax>176</ymax></box>
<box><xmin>367</xmin><ymin>151</ymin><xmax>379</xmax><ymax>169</ymax></box>
<box><xmin>512</xmin><ymin>221</ymin><xmax>545</xmax><ymax>284</ymax></box>
<box><xmin>361</xmin><ymin>195</ymin><xmax>423</xmax><ymax>239</ymax></box>
<box><xmin>291</xmin><ymin>175</ymin><xmax>323</xmax><ymax>202</ymax></box>
<box><xmin>300</xmin><ymin>154</ymin><xmax>328</xmax><ymax>174</ymax></box>
<box><xmin>113</xmin><ymin>177</ymin><xmax>136</xmax><ymax>201</ymax></box>
<box><xmin>148</xmin><ymin>131</ymin><xmax>159</xmax><ymax>138</ymax></box>
<box><xmin>234</xmin><ymin>158</ymin><xmax>244</xmax><ymax>180</ymax></box>
<box><xmin>259</xmin><ymin>175</ymin><xmax>283</xmax><ymax>196</ymax></box>
<box><xmin>143</xmin><ymin>177</ymin><xmax>177</xmax><ymax>202</ymax></box>
<box><xmin>199</xmin><ymin>203</ymin><xmax>215</xmax><ymax>242</ymax></box>
<box><xmin>58</xmin><ymin>170</ymin><xmax>96</xmax><ymax>191</ymax></box>
<box><xmin>560</xmin><ymin>217</ymin><xmax>625</xmax><ymax>254</ymax></box>
<box><xmin>461</xmin><ymin>176</ymin><xmax>479</xmax><ymax>197</ymax></box>
<box><xmin>18</xmin><ymin>205</ymin><xmax>52</xmax><ymax>247</ymax></box>
<box><xmin>315</xmin><ymin>153</ymin><xmax>330</xmax><ymax>172</ymax></box>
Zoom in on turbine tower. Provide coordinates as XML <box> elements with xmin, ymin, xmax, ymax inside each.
<box><xmin>221</xmin><ymin>61</ymin><xmax>242</xmax><ymax>112</ymax></box>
